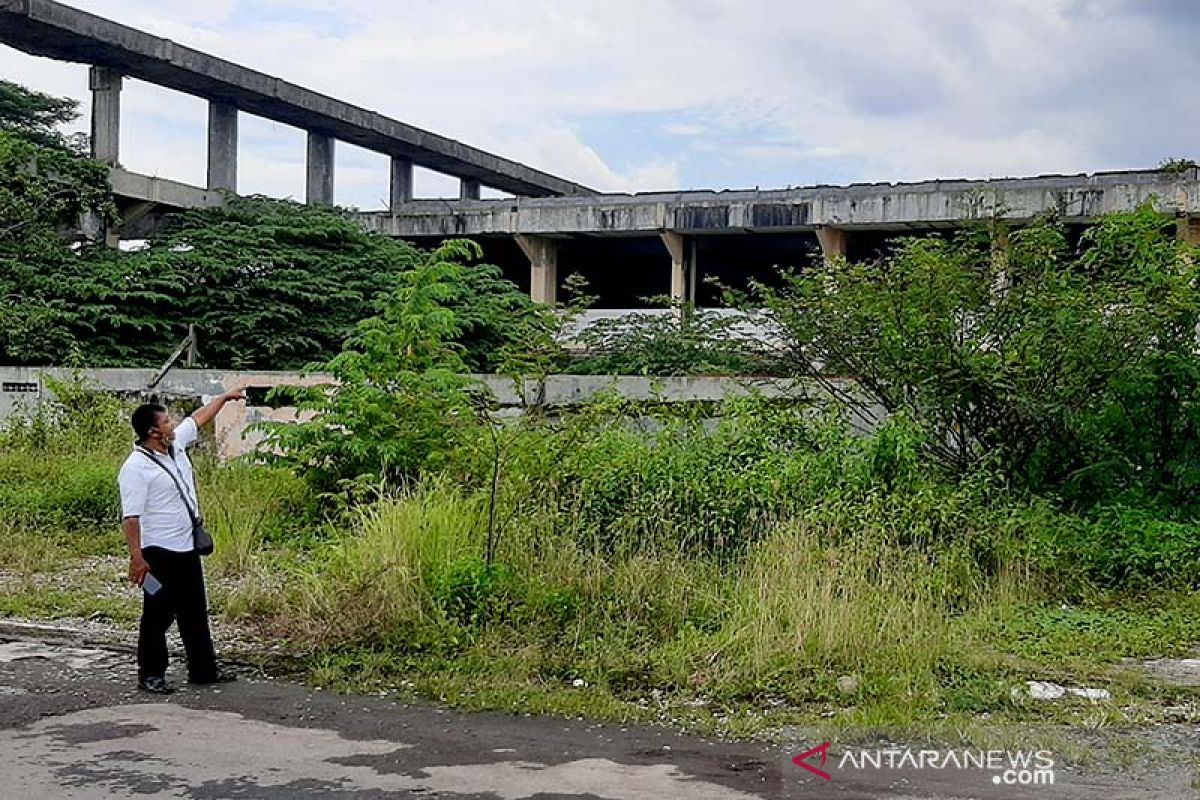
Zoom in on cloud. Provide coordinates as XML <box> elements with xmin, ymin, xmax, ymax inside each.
<box><xmin>0</xmin><ymin>0</ymin><xmax>1196</xmax><ymax>204</ymax></box>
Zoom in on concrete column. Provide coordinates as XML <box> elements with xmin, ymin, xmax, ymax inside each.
<box><xmin>305</xmin><ymin>132</ymin><xmax>335</xmax><ymax>205</ymax></box>
<box><xmin>815</xmin><ymin>225</ymin><xmax>848</xmax><ymax>259</ymax></box>
<box><xmin>206</xmin><ymin>102</ymin><xmax>238</xmax><ymax>192</ymax></box>
<box><xmin>390</xmin><ymin>157</ymin><xmax>414</xmax><ymax>208</ymax></box>
<box><xmin>661</xmin><ymin>230</ymin><xmax>688</xmax><ymax>304</ymax></box>
<box><xmin>516</xmin><ymin>235</ymin><xmax>558</xmax><ymax>304</ymax></box>
<box><xmin>1178</xmin><ymin>216</ymin><xmax>1200</xmax><ymax>245</ymax></box>
<box><xmin>89</xmin><ymin>66</ymin><xmax>122</xmax><ymax>165</ymax></box>
<box><xmin>460</xmin><ymin>178</ymin><xmax>481</xmax><ymax>200</ymax></box>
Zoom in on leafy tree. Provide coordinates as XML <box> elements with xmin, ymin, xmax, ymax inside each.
<box><xmin>0</xmin><ymin>126</ymin><xmax>121</xmax><ymax>364</ymax></box>
<box><xmin>0</xmin><ymin>80</ymin><xmax>539</xmax><ymax>370</ymax></box>
<box><xmin>0</xmin><ymin>79</ymin><xmax>86</xmax><ymax>152</ymax></box>
<box><xmin>124</xmin><ymin>197</ymin><xmax>423</xmax><ymax>369</ymax></box>
<box><xmin>124</xmin><ymin>197</ymin><xmax>546</xmax><ymax>370</ymax></box>
<box><xmin>756</xmin><ymin>207</ymin><xmax>1200</xmax><ymax>508</ymax></box>
<box><xmin>254</xmin><ymin>240</ymin><xmax>487</xmax><ymax>496</ymax></box>
<box><xmin>571</xmin><ymin>303</ymin><xmax>777</xmax><ymax>376</ymax></box>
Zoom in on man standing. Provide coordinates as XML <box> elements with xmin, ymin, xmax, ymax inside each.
<box><xmin>118</xmin><ymin>388</ymin><xmax>245</xmax><ymax>694</ymax></box>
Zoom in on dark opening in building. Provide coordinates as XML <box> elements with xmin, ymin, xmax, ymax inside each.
<box><xmin>556</xmin><ymin>236</ymin><xmax>669</xmax><ymax>309</ymax></box>
<box><xmin>694</xmin><ymin>232</ymin><xmax>820</xmax><ymax>306</ymax></box>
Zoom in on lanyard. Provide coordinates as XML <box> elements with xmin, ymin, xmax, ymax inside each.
<box><xmin>136</xmin><ymin>445</ymin><xmax>198</xmax><ymax>514</ymax></box>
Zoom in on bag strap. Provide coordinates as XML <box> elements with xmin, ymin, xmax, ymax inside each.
<box><xmin>136</xmin><ymin>446</ymin><xmax>201</xmax><ymax>525</ymax></box>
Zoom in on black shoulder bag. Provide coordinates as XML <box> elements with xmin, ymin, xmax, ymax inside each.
<box><xmin>136</xmin><ymin>447</ymin><xmax>215</xmax><ymax>556</ymax></box>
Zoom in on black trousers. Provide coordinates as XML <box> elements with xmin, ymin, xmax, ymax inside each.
<box><xmin>138</xmin><ymin>546</ymin><xmax>217</xmax><ymax>681</ymax></box>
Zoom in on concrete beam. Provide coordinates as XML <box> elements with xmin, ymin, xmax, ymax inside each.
<box><xmin>515</xmin><ymin>235</ymin><xmax>558</xmax><ymax>304</ymax></box>
<box><xmin>460</xmin><ymin>179</ymin><xmax>481</xmax><ymax>200</ymax></box>
<box><xmin>389</xmin><ymin>157</ymin><xmax>413</xmax><ymax>208</ymax></box>
<box><xmin>88</xmin><ymin>65</ymin><xmax>120</xmax><ymax>165</ymax></box>
<box><xmin>305</xmin><ymin>132</ymin><xmax>334</xmax><ymax>206</ymax></box>
<box><xmin>206</xmin><ymin>101</ymin><xmax>237</xmax><ymax>192</ymax></box>
<box><xmin>815</xmin><ymin>225</ymin><xmax>847</xmax><ymax>258</ymax></box>
<box><xmin>357</xmin><ymin>169</ymin><xmax>1200</xmax><ymax>238</ymax></box>
<box><xmin>0</xmin><ymin>0</ymin><xmax>595</xmax><ymax>197</ymax></box>
<box><xmin>109</xmin><ymin>168</ymin><xmax>225</xmax><ymax>211</ymax></box>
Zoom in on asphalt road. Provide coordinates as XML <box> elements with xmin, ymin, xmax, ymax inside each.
<box><xmin>0</xmin><ymin>635</ymin><xmax>1195</xmax><ymax>799</ymax></box>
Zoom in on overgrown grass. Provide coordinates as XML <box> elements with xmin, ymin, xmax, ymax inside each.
<box><xmin>2</xmin><ymin>378</ymin><xmax>1198</xmax><ymax>737</ymax></box>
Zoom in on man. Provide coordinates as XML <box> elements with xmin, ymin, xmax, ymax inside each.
<box><xmin>118</xmin><ymin>388</ymin><xmax>245</xmax><ymax>694</ymax></box>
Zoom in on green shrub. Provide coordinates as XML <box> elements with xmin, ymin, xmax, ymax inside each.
<box><xmin>755</xmin><ymin>207</ymin><xmax>1200</xmax><ymax>510</ymax></box>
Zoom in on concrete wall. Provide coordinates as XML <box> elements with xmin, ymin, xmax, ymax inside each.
<box><xmin>0</xmin><ymin>367</ymin><xmax>885</xmax><ymax>458</ymax></box>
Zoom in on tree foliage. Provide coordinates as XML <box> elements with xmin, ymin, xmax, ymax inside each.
<box><xmin>757</xmin><ymin>207</ymin><xmax>1200</xmax><ymax>509</ymax></box>
<box><xmin>0</xmin><ymin>81</ymin><xmax>541</xmax><ymax>370</ymax></box>
<box><xmin>0</xmin><ymin>80</ymin><xmax>86</xmax><ymax>152</ymax></box>
<box><xmin>571</xmin><ymin>305</ymin><xmax>777</xmax><ymax>376</ymax></box>
<box><xmin>253</xmin><ymin>240</ymin><xmax>490</xmax><ymax>496</ymax></box>
<box><xmin>0</xmin><ymin>123</ymin><xmax>121</xmax><ymax>364</ymax></box>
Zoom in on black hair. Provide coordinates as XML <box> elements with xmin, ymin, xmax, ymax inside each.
<box><xmin>131</xmin><ymin>403</ymin><xmax>167</xmax><ymax>443</ymax></box>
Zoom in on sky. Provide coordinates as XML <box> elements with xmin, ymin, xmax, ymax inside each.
<box><xmin>2</xmin><ymin>0</ymin><xmax>1198</xmax><ymax>208</ymax></box>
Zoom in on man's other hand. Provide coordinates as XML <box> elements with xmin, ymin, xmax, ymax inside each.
<box><xmin>129</xmin><ymin>555</ymin><xmax>150</xmax><ymax>586</ymax></box>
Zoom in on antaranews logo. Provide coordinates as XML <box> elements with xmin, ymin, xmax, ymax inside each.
<box><xmin>791</xmin><ymin>742</ymin><xmax>832</xmax><ymax>781</ymax></box>
<box><xmin>791</xmin><ymin>743</ymin><xmax>1055</xmax><ymax>788</ymax></box>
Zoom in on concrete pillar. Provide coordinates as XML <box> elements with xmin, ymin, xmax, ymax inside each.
<box><xmin>815</xmin><ymin>225</ymin><xmax>848</xmax><ymax>259</ymax></box>
<box><xmin>460</xmin><ymin>178</ymin><xmax>481</xmax><ymax>200</ymax></box>
<box><xmin>305</xmin><ymin>132</ymin><xmax>335</xmax><ymax>205</ymax></box>
<box><xmin>1178</xmin><ymin>216</ymin><xmax>1200</xmax><ymax>245</ymax></box>
<box><xmin>390</xmin><ymin>157</ymin><xmax>414</xmax><ymax>208</ymax></box>
<box><xmin>206</xmin><ymin>102</ymin><xmax>238</xmax><ymax>192</ymax></box>
<box><xmin>661</xmin><ymin>230</ymin><xmax>688</xmax><ymax>304</ymax></box>
<box><xmin>516</xmin><ymin>235</ymin><xmax>558</xmax><ymax>304</ymax></box>
<box><xmin>89</xmin><ymin>66</ymin><xmax>122</xmax><ymax>165</ymax></box>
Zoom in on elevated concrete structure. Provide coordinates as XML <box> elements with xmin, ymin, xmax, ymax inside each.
<box><xmin>101</xmin><ymin>166</ymin><xmax>1200</xmax><ymax>312</ymax></box>
<box><xmin>0</xmin><ymin>0</ymin><xmax>594</xmax><ymax>198</ymax></box>
<box><xmin>358</xmin><ymin>169</ymin><xmax>1200</xmax><ymax>237</ymax></box>
<box><xmin>4</xmin><ymin>2</ymin><xmax>1199</xmax><ymax>313</ymax></box>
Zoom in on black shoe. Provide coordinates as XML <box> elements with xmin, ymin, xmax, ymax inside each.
<box><xmin>137</xmin><ymin>676</ymin><xmax>174</xmax><ymax>695</ymax></box>
<box><xmin>188</xmin><ymin>669</ymin><xmax>237</xmax><ymax>686</ymax></box>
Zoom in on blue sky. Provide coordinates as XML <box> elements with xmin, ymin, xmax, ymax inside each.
<box><xmin>2</xmin><ymin>0</ymin><xmax>1198</xmax><ymax>207</ymax></box>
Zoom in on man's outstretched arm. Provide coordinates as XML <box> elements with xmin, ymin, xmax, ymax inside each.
<box><xmin>190</xmin><ymin>388</ymin><xmax>246</xmax><ymax>431</ymax></box>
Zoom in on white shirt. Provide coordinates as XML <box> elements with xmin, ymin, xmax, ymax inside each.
<box><xmin>117</xmin><ymin>417</ymin><xmax>201</xmax><ymax>552</ymax></box>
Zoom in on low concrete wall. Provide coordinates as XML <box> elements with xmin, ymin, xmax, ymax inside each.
<box><xmin>0</xmin><ymin>367</ymin><xmax>885</xmax><ymax>458</ymax></box>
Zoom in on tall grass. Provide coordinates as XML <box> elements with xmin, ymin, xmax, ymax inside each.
<box><xmin>286</xmin><ymin>481</ymin><xmax>485</xmax><ymax>642</ymax></box>
<box><xmin>4</xmin><ymin>377</ymin><xmax>1197</xmax><ymax>726</ymax></box>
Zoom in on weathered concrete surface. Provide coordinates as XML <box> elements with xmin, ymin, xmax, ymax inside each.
<box><xmin>359</xmin><ymin>168</ymin><xmax>1200</xmax><ymax>236</ymax></box>
<box><xmin>0</xmin><ymin>0</ymin><xmax>593</xmax><ymax>197</ymax></box>
<box><xmin>101</xmin><ymin>164</ymin><xmax>1200</xmax><ymax>237</ymax></box>
<box><xmin>1</xmin><ymin>635</ymin><xmax>1197</xmax><ymax>799</ymax></box>
<box><xmin>109</xmin><ymin>168</ymin><xmax>224</xmax><ymax>212</ymax></box>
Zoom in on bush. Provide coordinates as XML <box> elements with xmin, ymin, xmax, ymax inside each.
<box><xmin>755</xmin><ymin>207</ymin><xmax>1200</xmax><ymax>509</ymax></box>
<box><xmin>0</xmin><ymin>375</ymin><xmax>127</xmax><ymax>530</ymax></box>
